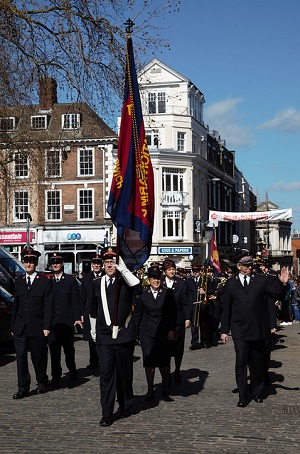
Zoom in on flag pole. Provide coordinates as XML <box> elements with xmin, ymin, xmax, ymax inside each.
<box><xmin>112</xmin><ymin>235</ymin><xmax>120</xmax><ymax>339</ymax></box>
<box><xmin>112</xmin><ymin>19</ymin><xmax>135</xmax><ymax>339</ymax></box>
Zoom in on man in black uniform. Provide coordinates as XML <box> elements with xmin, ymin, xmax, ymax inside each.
<box><xmin>11</xmin><ymin>247</ymin><xmax>53</xmax><ymax>399</ymax></box>
<box><xmin>89</xmin><ymin>247</ymin><xmax>142</xmax><ymax>427</ymax></box>
<box><xmin>221</xmin><ymin>255</ymin><xmax>289</xmax><ymax>407</ymax></box>
<box><xmin>48</xmin><ymin>253</ymin><xmax>82</xmax><ymax>385</ymax></box>
<box><xmin>80</xmin><ymin>254</ymin><xmax>102</xmax><ymax>369</ymax></box>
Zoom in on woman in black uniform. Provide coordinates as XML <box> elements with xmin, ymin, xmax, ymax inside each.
<box><xmin>135</xmin><ymin>265</ymin><xmax>177</xmax><ymax>401</ymax></box>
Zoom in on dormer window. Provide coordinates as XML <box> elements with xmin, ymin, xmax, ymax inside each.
<box><xmin>62</xmin><ymin>113</ymin><xmax>80</xmax><ymax>129</ymax></box>
<box><xmin>148</xmin><ymin>92</ymin><xmax>166</xmax><ymax>114</ymax></box>
<box><xmin>31</xmin><ymin>115</ymin><xmax>49</xmax><ymax>129</ymax></box>
<box><xmin>0</xmin><ymin>117</ymin><xmax>16</xmax><ymax>131</ymax></box>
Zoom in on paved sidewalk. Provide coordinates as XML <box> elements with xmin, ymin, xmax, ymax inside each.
<box><xmin>1</xmin><ymin>324</ymin><xmax>299</xmax><ymax>453</ymax></box>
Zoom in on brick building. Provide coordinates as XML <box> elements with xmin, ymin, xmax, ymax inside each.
<box><xmin>0</xmin><ymin>77</ymin><xmax>117</xmax><ymax>273</ymax></box>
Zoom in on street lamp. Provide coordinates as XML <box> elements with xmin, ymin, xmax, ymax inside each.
<box><xmin>25</xmin><ymin>213</ymin><xmax>32</xmax><ymax>248</ymax></box>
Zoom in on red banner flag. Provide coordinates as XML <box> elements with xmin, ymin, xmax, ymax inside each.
<box><xmin>210</xmin><ymin>228</ymin><xmax>221</xmax><ymax>274</ymax></box>
<box><xmin>107</xmin><ymin>37</ymin><xmax>155</xmax><ymax>270</ymax></box>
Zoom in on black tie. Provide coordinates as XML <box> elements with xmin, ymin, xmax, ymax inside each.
<box><xmin>27</xmin><ymin>276</ymin><xmax>31</xmax><ymax>289</ymax></box>
<box><xmin>107</xmin><ymin>277</ymin><xmax>113</xmax><ymax>289</ymax></box>
<box><xmin>244</xmin><ymin>276</ymin><xmax>248</xmax><ymax>288</ymax></box>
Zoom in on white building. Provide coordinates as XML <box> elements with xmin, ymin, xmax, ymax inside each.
<box><xmin>135</xmin><ymin>58</ymin><xmax>235</xmax><ymax>266</ymax></box>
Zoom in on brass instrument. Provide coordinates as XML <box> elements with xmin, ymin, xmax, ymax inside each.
<box><xmin>135</xmin><ymin>267</ymin><xmax>149</xmax><ymax>288</ymax></box>
<box><xmin>193</xmin><ymin>269</ymin><xmax>209</xmax><ymax>328</ymax></box>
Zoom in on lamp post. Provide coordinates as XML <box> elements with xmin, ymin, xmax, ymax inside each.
<box><xmin>25</xmin><ymin>213</ymin><xmax>32</xmax><ymax>248</ymax></box>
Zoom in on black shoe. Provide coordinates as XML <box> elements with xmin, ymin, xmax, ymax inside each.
<box><xmin>99</xmin><ymin>417</ymin><xmax>112</xmax><ymax>427</ymax></box>
<box><xmin>32</xmin><ymin>386</ymin><xmax>48</xmax><ymax>394</ymax></box>
<box><xmin>13</xmin><ymin>389</ymin><xmax>30</xmax><ymax>400</ymax></box>
<box><xmin>70</xmin><ymin>370</ymin><xmax>78</xmax><ymax>381</ymax></box>
<box><xmin>162</xmin><ymin>393</ymin><xmax>174</xmax><ymax>402</ymax></box>
<box><xmin>237</xmin><ymin>400</ymin><xmax>248</xmax><ymax>408</ymax></box>
<box><xmin>254</xmin><ymin>395</ymin><xmax>263</xmax><ymax>403</ymax></box>
<box><xmin>33</xmin><ymin>386</ymin><xmax>48</xmax><ymax>395</ymax></box>
<box><xmin>174</xmin><ymin>370</ymin><xmax>181</xmax><ymax>383</ymax></box>
<box><xmin>189</xmin><ymin>344</ymin><xmax>200</xmax><ymax>350</ymax></box>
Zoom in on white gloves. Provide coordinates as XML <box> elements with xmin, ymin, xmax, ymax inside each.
<box><xmin>89</xmin><ymin>316</ymin><xmax>96</xmax><ymax>342</ymax></box>
<box><xmin>115</xmin><ymin>256</ymin><xmax>140</xmax><ymax>287</ymax></box>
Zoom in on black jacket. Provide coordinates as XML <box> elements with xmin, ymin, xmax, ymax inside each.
<box><xmin>12</xmin><ymin>273</ymin><xmax>53</xmax><ymax>337</ymax></box>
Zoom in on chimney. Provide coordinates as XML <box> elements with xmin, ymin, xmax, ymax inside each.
<box><xmin>39</xmin><ymin>77</ymin><xmax>57</xmax><ymax>110</ymax></box>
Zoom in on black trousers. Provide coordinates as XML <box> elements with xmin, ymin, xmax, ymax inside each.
<box><xmin>233</xmin><ymin>338</ymin><xmax>265</xmax><ymax>401</ymax></box>
<box><xmin>191</xmin><ymin>305</ymin><xmax>213</xmax><ymax>346</ymax></box>
<box><xmin>96</xmin><ymin>342</ymin><xmax>134</xmax><ymax>418</ymax></box>
<box><xmin>14</xmin><ymin>334</ymin><xmax>48</xmax><ymax>389</ymax></box>
<box><xmin>49</xmin><ymin>325</ymin><xmax>76</xmax><ymax>379</ymax></box>
<box><xmin>88</xmin><ymin>340</ymin><xmax>99</xmax><ymax>367</ymax></box>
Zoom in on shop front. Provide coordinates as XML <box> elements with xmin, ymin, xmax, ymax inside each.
<box><xmin>37</xmin><ymin>226</ymin><xmax>111</xmax><ymax>275</ymax></box>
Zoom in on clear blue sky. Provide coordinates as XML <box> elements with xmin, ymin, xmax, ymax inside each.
<box><xmin>132</xmin><ymin>0</ymin><xmax>300</xmax><ymax>232</ymax></box>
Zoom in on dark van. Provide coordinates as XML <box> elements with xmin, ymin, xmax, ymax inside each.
<box><xmin>0</xmin><ymin>246</ymin><xmax>25</xmax><ymax>294</ymax></box>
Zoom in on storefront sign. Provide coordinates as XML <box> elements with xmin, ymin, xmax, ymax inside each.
<box><xmin>0</xmin><ymin>231</ymin><xmax>33</xmax><ymax>244</ymax></box>
<box><xmin>67</xmin><ymin>233</ymin><xmax>82</xmax><ymax>240</ymax></box>
<box><xmin>158</xmin><ymin>247</ymin><xmax>192</xmax><ymax>255</ymax></box>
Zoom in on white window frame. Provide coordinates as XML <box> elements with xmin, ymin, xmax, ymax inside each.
<box><xmin>0</xmin><ymin>116</ymin><xmax>16</xmax><ymax>131</ymax></box>
<box><xmin>45</xmin><ymin>189</ymin><xmax>62</xmax><ymax>222</ymax></box>
<box><xmin>31</xmin><ymin>115</ymin><xmax>48</xmax><ymax>129</ymax></box>
<box><xmin>77</xmin><ymin>188</ymin><xmax>94</xmax><ymax>220</ymax></box>
<box><xmin>13</xmin><ymin>190</ymin><xmax>29</xmax><ymax>222</ymax></box>
<box><xmin>177</xmin><ymin>132</ymin><xmax>186</xmax><ymax>152</ymax></box>
<box><xmin>78</xmin><ymin>147</ymin><xmax>95</xmax><ymax>176</ymax></box>
<box><xmin>162</xmin><ymin>168</ymin><xmax>184</xmax><ymax>192</ymax></box>
<box><xmin>61</xmin><ymin>113</ymin><xmax>80</xmax><ymax>129</ymax></box>
<box><xmin>163</xmin><ymin>210</ymin><xmax>184</xmax><ymax>239</ymax></box>
<box><xmin>145</xmin><ymin>130</ymin><xmax>159</xmax><ymax>149</ymax></box>
<box><xmin>13</xmin><ymin>152</ymin><xmax>29</xmax><ymax>179</ymax></box>
<box><xmin>45</xmin><ymin>149</ymin><xmax>62</xmax><ymax>178</ymax></box>
<box><xmin>147</xmin><ymin>91</ymin><xmax>166</xmax><ymax>114</ymax></box>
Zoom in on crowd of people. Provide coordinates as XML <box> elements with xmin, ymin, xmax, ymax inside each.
<box><xmin>10</xmin><ymin>246</ymin><xmax>298</xmax><ymax>425</ymax></box>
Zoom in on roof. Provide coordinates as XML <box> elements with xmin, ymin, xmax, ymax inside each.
<box><xmin>0</xmin><ymin>102</ymin><xmax>117</xmax><ymax>145</ymax></box>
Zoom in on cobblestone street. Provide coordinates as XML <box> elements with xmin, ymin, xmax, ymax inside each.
<box><xmin>1</xmin><ymin>325</ymin><xmax>299</xmax><ymax>453</ymax></box>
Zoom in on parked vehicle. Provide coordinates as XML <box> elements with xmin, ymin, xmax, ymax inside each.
<box><xmin>0</xmin><ymin>247</ymin><xmax>25</xmax><ymax>294</ymax></box>
<box><xmin>0</xmin><ymin>285</ymin><xmax>14</xmax><ymax>344</ymax></box>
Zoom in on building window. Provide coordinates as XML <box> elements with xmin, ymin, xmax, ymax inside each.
<box><xmin>62</xmin><ymin>113</ymin><xmax>80</xmax><ymax>129</ymax></box>
<box><xmin>13</xmin><ymin>191</ymin><xmax>29</xmax><ymax>221</ymax></box>
<box><xmin>146</xmin><ymin>130</ymin><xmax>159</xmax><ymax>149</ymax></box>
<box><xmin>162</xmin><ymin>168</ymin><xmax>184</xmax><ymax>192</ymax></box>
<box><xmin>46</xmin><ymin>190</ymin><xmax>61</xmax><ymax>221</ymax></box>
<box><xmin>0</xmin><ymin>117</ymin><xmax>16</xmax><ymax>131</ymax></box>
<box><xmin>14</xmin><ymin>152</ymin><xmax>29</xmax><ymax>178</ymax></box>
<box><xmin>78</xmin><ymin>189</ymin><xmax>94</xmax><ymax>220</ymax></box>
<box><xmin>45</xmin><ymin>149</ymin><xmax>61</xmax><ymax>177</ymax></box>
<box><xmin>78</xmin><ymin>148</ymin><xmax>94</xmax><ymax>176</ymax></box>
<box><xmin>148</xmin><ymin>92</ymin><xmax>166</xmax><ymax>114</ymax></box>
<box><xmin>177</xmin><ymin>132</ymin><xmax>185</xmax><ymax>151</ymax></box>
<box><xmin>31</xmin><ymin>115</ymin><xmax>48</xmax><ymax>129</ymax></box>
<box><xmin>163</xmin><ymin>211</ymin><xmax>184</xmax><ymax>238</ymax></box>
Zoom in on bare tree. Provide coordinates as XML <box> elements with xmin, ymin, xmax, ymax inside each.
<box><xmin>0</xmin><ymin>0</ymin><xmax>181</xmax><ymax>123</ymax></box>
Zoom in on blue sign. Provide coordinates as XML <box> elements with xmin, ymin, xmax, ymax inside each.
<box><xmin>67</xmin><ymin>233</ymin><xmax>81</xmax><ymax>240</ymax></box>
<box><xmin>158</xmin><ymin>247</ymin><xmax>192</xmax><ymax>255</ymax></box>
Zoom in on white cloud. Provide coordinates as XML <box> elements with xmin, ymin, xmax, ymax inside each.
<box><xmin>259</xmin><ymin>107</ymin><xmax>300</xmax><ymax>132</ymax></box>
<box><xmin>205</xmin><ymin>98</ymin><xmax>253</xmax><ymax>148</ymax></box>
<box><xmin>271</xmin><ymin>181</ymin><xmax>300</xmax><ymax>191</ymax></box>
